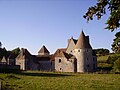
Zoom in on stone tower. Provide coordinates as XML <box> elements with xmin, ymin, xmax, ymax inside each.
<box><xmin>73</xmin><ymin>31</ymin><xmax>94</xmax><ymax>72</ymax></box>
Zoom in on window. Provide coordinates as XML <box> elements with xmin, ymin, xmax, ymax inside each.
<box><xmin>93</xmin><ymin>58</ymin><xmax>95</xmax><ymax>61</ymax></box>
<box><xmin>78</xmin><ymin>50</ymin><xmax>80</xmax><ymax>52</ymax></box>
<box><xmin>59</xmin><ymin>59</ymin><xmax>61</xmax><ymax>63</ymax></box>
<box><xmin>60</xmin><ymin>68</ymin><xmax>62</xmax><ymax>70</ymax></box>
<box><xmin>86</xmin><ymin>49</ymin><xmax>88</xmax><ymax>52</ymax></box>
<box><xmin>87</xmin><ymin>64</ymin><xmax>89</xmax><ymax>67</ymax></box>
<box><xmin>87</xmin><ymin>58</ymin><xmax>88</xmax><ymax>60</ymax></box>
<box><xmin>93</xmin><ymin>64</ymin><xmax>96</xmax><ymax>70</ymax></box>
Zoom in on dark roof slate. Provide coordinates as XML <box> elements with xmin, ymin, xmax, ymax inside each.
<box><xmin>50</xmin><ymin>48</ymin><xmax>66</xmax><ymax>61</ymax></box>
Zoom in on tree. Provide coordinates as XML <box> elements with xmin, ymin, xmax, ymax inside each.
<box><xmin>11</xmin><ymin>47</ymin><xmax>20</xmax><ymax>57</ymax></box>
<box><xmin>107</xmin><ymin>55</ymin><xmax>120</xmax><ymax>64</ymax></box>
<box><xmin>83</xmin><ymin>0</ymin><xmax>120</xmax><ymax>31</ymax></box>
<box><xmin>111</xmin><ymin>31</ymin><xmax>120</xmax><ymax>53</ymax></box>
<box><xmin>0</xmin><ymin>47</ymin><xmax>8</xmax><ymax>58</ymax></box>
<box><xmin>94</xmin><ymin>48</ymin><xmax>110</xmax><ymax>56</ymax></box>
<box><xmin>0</xmin><ymin>42</ymin><xmax>2</xmax><ymax>48</ymax></box>
<box><xmin>113</xmin><ymin>58</ymin><xmax>120</xmax><ymax>72</ymax></box>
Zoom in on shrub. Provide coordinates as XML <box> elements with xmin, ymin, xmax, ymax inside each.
<box><xmin>113</xmin><ymin>58</ymin><xmax>120</xmax><ymax>72</ymax></box>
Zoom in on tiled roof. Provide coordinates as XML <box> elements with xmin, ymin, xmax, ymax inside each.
<box><xmin>50</xmin><ymin>48</ymin><xmax>66</xmax><ymax>61</ymax></box>
<box><xmin>16</xmin><ymin>48</ymin><xmax>31</xmax><ymax>60</ymax></box>
<box><xmin>74</xmin><ymin>31</ymin><xmax>92</xmax><ymax>49</ymax></box>
<box><xmin>53</xmin><ymin>48</ymin><xmax>76</xmax><ymax>59</ymax></box>
<box><xmin>38</xmin><ymin>45</ymin><xmax>50</xmax><ymax>54</ymax></box>
<box><xmin>56</xmin><ymin>51</ymin><xmax>75</xmax><ymax>59</ymax></box>
<box><xmin>16</xmin><ymin>48</ymin><xmax>39</xmax><ymax>64</ymax></box>
<box><xmin>54</xmin><ymin>48</ymin><xmax>66</xmax><ymax>56</ymax></box>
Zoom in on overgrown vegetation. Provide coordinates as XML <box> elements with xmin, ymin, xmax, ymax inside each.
<box><xmin>0</xmin><ymin>47</ymin><xmax>20</xmax><ymax>59</ymax></box>
<box><xmin>0</xmin><ymin>71</ymin><xmax>120</xmax><ymax>90</ymax></box>
<box><xmin>94</xmin><ymin>48</ymin><xmax>110</xmax><ymax>56</ymax></box>
<box><xmin>97</xmin><ymin>53</ymin><xmax>120</xmax><ymax>72</ymax></box>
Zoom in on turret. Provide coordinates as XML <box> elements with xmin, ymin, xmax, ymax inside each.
<box><xmin>73</xmin><ymin>31</ymin><xmax>94</xmax><ymax>72</ymax></box>
<box><xmin>66</xmin><ymin>37</ymin><xmax>77</xmax><ymax>54</ymax></box>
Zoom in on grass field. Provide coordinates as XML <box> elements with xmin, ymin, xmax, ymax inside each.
<box><xmin>0</xmin><ymin>71</ymin><xmax>120</xmax><ymax>90</ymax></box>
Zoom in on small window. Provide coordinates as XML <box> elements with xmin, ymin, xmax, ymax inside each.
<box><xmin>60</xmin><ymin>68</ymin><xmax>62</xmax><ymax>70</ymax></box>
<box><xmin>86</xmin><ymin>49</ymin><xmax>88</xmax><ymax>52</ymax></box>
<box><xmin>59</xmin><ymin>59</ymin><xmax>61</xmax><ymax>63</ymax></box>
<box><xmin>87</xmin><ymin>64</ymin><xmax>89</xmax><ymax>67</ymax></box>
<box><xmin>93</xmin><ymin>64</ymin><xmax>96</xmax><ymax>70</ymax></box>
<box><xmin>71</xmin><ymin>50</ymin><xmax>72</xmax><ymax>52</ymax></box>
<box><xmin>87</xmin><ymin>58</ymin><xmax>88</xmax><ymax>60</ymax></box>
<box><xmin>78</xmin><ymin>50</ymin><xmax>80</xmax><ymax>52</ymax></box>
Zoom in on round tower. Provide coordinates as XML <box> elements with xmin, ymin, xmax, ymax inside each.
<box><xmin>73</xmin><ymin>31</ymin><xmax>93</xmax><ymax>72</ymax></box>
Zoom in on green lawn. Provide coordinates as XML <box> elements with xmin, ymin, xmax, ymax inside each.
<box><xmin>0</xmin><ymin>71</ymin><xmax>120</xmax><ymax>90</ymax></box>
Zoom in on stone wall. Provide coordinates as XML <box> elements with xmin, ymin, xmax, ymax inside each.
<box><xmin>66</xmin><ymin>39</ymin><xmax>75</xmax><ymax>54</ymax></box>
<box><xmin>16</xmin><ymin>59</ymin><xmax>25</xmax><ymax>70</ymax></box>
<box><xmin>73</xmin><ymin>49</ymin><xmax>95</xmax><ymax>72</ymax></box>
<box><xmin>38</xmin><ymin>61</ymin><xmax>52</xmax><ymax>71</ymax></box>
<box><xmin>55</xmin><ymin>57</ymin><xmax>75</xmax><ymax>72</ymax></box>
<box><xmin>0</xmin><ymin>64</ymin><xmax>20</xmax><ymax>73</ymax></box>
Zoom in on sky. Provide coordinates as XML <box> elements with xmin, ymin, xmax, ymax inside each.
<box><xmin>0</xmin><ymin>0</ymin><xmax>119</xmax><ymax>54</ymax></box>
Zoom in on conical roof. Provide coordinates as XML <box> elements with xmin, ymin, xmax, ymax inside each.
<box><xmin>38</xmin><ymin>45</ymin><xmax>50</xmax><ymax>54</ymax></box>
<box><xmin>74</xmin><ymin>31</ymin><xmax>92</xmax><ymax>49</ymax></box>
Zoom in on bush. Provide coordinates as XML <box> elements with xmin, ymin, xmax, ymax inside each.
<box><xmin>113</xmin><ymin>58</ymin><xmax>120</xmax><ymax>72</ymax></box>
<box><xmin>97</xmin><ymin>63</ymin><xmax>113</xmax><ymax>71</ymax></box>
<box><xmin>107</xmin><ymin>55</ymin><xmax>120</xmax><ymax>64</ymax></box>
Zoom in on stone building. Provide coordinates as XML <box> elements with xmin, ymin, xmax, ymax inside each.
<box><xmin>16</xmin><ymin>46</ymin><xmax>52</xmax><ymax>71</ymax></box>
<box><xmin>36</xmin><ymin>45</ymin><xmax>52</xmax><ymax>71</ymax></box>
<box><xmin>16</xmin><ymin>48</ymin><xmax>39</xmax><ymax>70</ymax></box>
<box><xmin>7</xmin><ymin>54</ymin><xmax>16</xmax><ymax>65</ymax></box>
<box><xmin>54</xmin><ymin>31</ymin><xmax>97</xmax><ymax>72</ymax></box>
<box><xmin>0</xmin><ymin>55</ymin><xmax>20</xmax><ymax>72</ymax></box>
<box><xmin>15</xmin><ymin>31</ymin><xmax>97</xmax><ymax>72</ymax></box>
